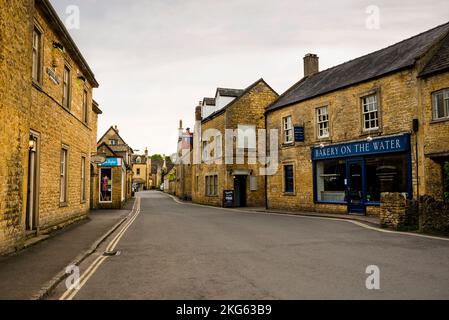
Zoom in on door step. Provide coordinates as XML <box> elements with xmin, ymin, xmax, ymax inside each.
<box><xmin>23</xmin><ymin>235</ymin><xmax>50</xmax><ymax>249</ymax></box>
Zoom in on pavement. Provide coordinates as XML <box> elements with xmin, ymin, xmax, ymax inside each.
<box><xmin>45</xmin><ymin>191</ymin><xmax>449</xmax><ymax>300</ymax></box>
<box><xmin>0</xmin><ymin>203</ymin><xmax>133</xmax><ymax>300</ymax></box>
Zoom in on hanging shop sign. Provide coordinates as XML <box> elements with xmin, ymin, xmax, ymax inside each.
<box><xmin>99</xmin><ymin>157</ymin><xmax>122</xmax><ymax>167</ymax></box>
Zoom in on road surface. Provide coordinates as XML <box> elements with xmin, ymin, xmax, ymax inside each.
<box><xmin>49</xmin><ymin>191</ymin><xmax>449</xmax><ymax>300</ymax></box>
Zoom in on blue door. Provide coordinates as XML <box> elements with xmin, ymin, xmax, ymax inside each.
<box><xmin>346</xmin><ymin>159</ymin><xmax>366</xmax><ymax>215</ymax></box>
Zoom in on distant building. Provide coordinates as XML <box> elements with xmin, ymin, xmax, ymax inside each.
<box><xmin>93</xmin><ymin>126</ymin><xmax>133</xmax><ymax>209</ymax></box>
<box><xmin>132</xmin><ymin>148</ymin><xmax>151</xmax><ymax>191</ymax></box>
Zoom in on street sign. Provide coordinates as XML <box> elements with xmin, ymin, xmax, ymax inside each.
<box><xmin>91</xmin><ymin>154</ymin><xmax>106</xmax><ymax>164</ymax></box>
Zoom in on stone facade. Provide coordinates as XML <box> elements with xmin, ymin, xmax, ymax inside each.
<box><xmin>0</xmin><ymin>0</ymin><xmax>100</xmax><ymax>254</ymax></box>
<box><xmin>132</xmin><ymin>149</ymin><xmax>151</xmax><ymax>191</ymax></box>
<box><xmin>380</xmin><ymin>193</ymin><xmax>419</xmax><ymax>230</ymax></box>
<box><xmin>266</xmin><ymin>30</ymin><xmax>449</xmax><ymax>217</ymax></box>
<box><xmin>191</xmin><ymin>79</ymin><xmax>278</xmax><ymax>207</ymax></box>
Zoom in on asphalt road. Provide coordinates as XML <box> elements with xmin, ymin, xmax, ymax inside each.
<box><xmin>50</xmin><ymin>191</ymin><xmax>449</xmax><ymax>300</ymax></box>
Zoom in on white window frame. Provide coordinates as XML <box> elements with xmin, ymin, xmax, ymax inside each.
<box><xmin>316</xmin><ymin>106</ymin><xmax>329</xmax><ymax>139</ymax></box>
<box><xmin>432</xmin><ymin>89</ymin><xmax>449</xmax><ymax>120</ymax></box>
<box><xmin>283</xmin><ymin>116</ymin><xmax>293</xmax><ymax>144</ymax></box>
<box><xmin>362</xmin><ymin>94</ymin><xmax>379</xmax><ymax>131</ymax></box>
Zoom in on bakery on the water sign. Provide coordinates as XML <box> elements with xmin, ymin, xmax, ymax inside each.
<box><xmin>312</xmin><ymin>134</ymin><xmax>410</xmax><ymax>160</ymax></box>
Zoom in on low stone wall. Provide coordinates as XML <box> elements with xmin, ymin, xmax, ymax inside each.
<box><xmin>419</xmin><ymin>196</ymin><xmax>449</xmax><ymax>236</ymax></box>
<box><xmin>380</xmin><ymin>193</ymin><xmax>419</xmax><ymax>230</ymax></box>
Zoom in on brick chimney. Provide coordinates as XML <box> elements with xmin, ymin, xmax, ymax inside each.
<box><xmin>303</xmin><ymin>53</ymin><xmax>319</xmax><ymax>77</ymax></box>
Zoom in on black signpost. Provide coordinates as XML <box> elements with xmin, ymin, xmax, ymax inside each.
<box><xmin>223</xmin><ymin>190</ymin><xmax>234</xmax><ymax>208</ymax></box>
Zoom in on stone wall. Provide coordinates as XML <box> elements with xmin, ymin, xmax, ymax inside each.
<box><xmin>380</xmin><ymin>193</ymin><xmax>419</xmax><ymax>230</ymax></box>
<box><xmin>419</xmin><ymin>196</ymin><xmax>449</xmax><ymax>235</ymax></box>
<box><xmin>266</xmin><ymin>70</ymin><xmax>420</xmax><ymax>214</ymax></box>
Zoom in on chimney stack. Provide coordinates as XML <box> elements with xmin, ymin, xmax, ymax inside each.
<box><xmin>195</xmin><ymin>104</ymin><xmax>202</xmax><ymax>121</ymax></box>
<box><xmin>303</xmin><ymin>53</ymin><xmax>319</xmax><ymax>77</ymax></box>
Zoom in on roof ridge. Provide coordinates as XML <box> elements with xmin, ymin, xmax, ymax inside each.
<box><xmin>308</xmin><ymin>21</ymin><xmax>449</xmax><ymax>80</ymax></box>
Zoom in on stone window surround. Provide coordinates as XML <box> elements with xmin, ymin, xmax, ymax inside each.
<box><xmin>80</xmin><ymin>154</ymin><xmax>87</xmax><ymax>204</ymax></box>
<box><xmin>62</xmin><ymin>62</ymin><xmax>72</xmax><ymax>110</ymax></box>
<box><xmin>315</xmin><ymin>105</ymin><xmax>330</xmax><ymax>140</ymax></box>
<box><xmin>60</xmin><ymin>144</ymin><xmax>69</xmax><ymax>207</ymax></box>
<box><xmin>282</xmin><ymin>115</ymin><xmax>294</xmax><ymax>146</ymax></box>
<box><xmin>430</xmin><ymin>87</ymin><xmax>449</xmax><ymax>122</ymax></box>
<box><xmin>32</xmin><ymin>20</ymin><xmax>44</xmax><ymax>86</ymax></box>
<box><xmin>205</xmin><ymin>174</ymin><xmax>219</xmax><ymax>197</ymax></box>
<box><xmin>359</xmin><ymin>88</ymin><xmax>383</xmax><ymax>136</ymax></box>
<box><xmin>82</xmin><ymin>87</ymin><xmax>89</xmax><ymax>125</ymax></box>
<box><xmin>282</xmin><ymin>161</ymin><xmax>296</xmax><ymax>196</ymax></box>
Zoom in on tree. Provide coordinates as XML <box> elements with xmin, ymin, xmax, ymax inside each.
<box><xmin>151</xmin><ymin>154</ymin><xmax>163</xmax><ymax>161</ymax></box>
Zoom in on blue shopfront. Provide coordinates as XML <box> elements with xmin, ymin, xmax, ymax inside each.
<box><xmin>312</xmin><ymin>134</ymin><xmax>413</xmax><ymax>215</ymax></box>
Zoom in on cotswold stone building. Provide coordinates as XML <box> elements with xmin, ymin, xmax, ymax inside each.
<box><xmin>0</xmin><ymin>0</ymin><xmax>100</xmax><ymax>254</ymax></box>
<box><xmin>266</xmin><ymin>22</ymin><xmax>449</xmax><ymax>216</ymax></box>
<box><xmin>192</xmin><ymin>79</ymin><xmax>279</xmax><ymax>207</ymax></box>
<box><xmin>93</xmin><ymin>126</ymin><xmax>133</xmax><ymax>209</ymax></box>
<box><xmin>132</xmin><ymin>148</ymin><xmax>151</xmax><ymax>192</ymax></box>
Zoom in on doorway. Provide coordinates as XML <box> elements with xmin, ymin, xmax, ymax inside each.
<box><xmin>233</xmin><ymin>175</ymin><xmax>247</xmax><ymax>207</ymax></box>
<box><xmin>26</xmin><ymin>133</ymin><xmax>40</xmax><ymax>231</ymax></box>
<box><xmin>346</xmin><ymin>159</ymin><xmax>366</xmax><ymax>215</ymax></box>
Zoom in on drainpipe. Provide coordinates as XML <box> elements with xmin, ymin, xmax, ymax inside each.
<box><xmin>264</xmin><ymin>114</ymin><xmax>268</xmax><ymax>210</ymax></box>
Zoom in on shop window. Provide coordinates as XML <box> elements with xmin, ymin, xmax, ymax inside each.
<box><xmin>362</xmin><ymin>94</ymin><xmax>379</xmax><ymax>131</ymax></box>
<box><xmin>432</xmin><ymin>89</ymin><xmax>449</xmax><ymax>120</ymax></box>
<box><xmin>100</xmin><ymin>168</ymin><xmax>113</xmax><ymax>202</ymax></box>
<box><xmin>316</xmin><ymin>160</ymin><xmax>346</xmax><ymax>202</ymax></box>
<box><xmin>316</xmin><ymin>106</ymin><xmax>329</xmax><ymax>138</ymax></box>
<box><xmin>283</xmin><ymin>116</ymin><xmax>293</xmax><ymax>144</ymax></box>
<box><xmin>365</xmin><ymin>154</ymin><xmax>408</xmax><ymax>203</ymax></box>
<box><xmin>284</xmin><ymin>165</ymin><xmax>294</xmax><ymax>193</ymax></box>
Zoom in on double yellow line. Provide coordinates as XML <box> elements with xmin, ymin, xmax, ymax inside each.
<box><xmin>59</xmin><ymin>197</ymin><xmax>142</xmax><ymax>300</ymax></box>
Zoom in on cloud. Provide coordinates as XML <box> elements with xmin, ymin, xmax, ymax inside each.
<box><xmin>50</xmin><ymin>0</ymin><xmax>449</xmax><ymax>154</ymax></box>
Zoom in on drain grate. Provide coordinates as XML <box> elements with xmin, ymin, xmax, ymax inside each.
<box><xmin>103</xmin><ymin>250</ymin><xmax>121</xmax><ymax>256</ymax></box>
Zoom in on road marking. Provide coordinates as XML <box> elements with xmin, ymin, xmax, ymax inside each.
<box><xmin>166</xmin><ymin>193</ymin><xmax>449</xmax><ymax>242</ymax></box>
<box><xmin>59</xmin><ymin>197</ymin><xmax>142</xmax><ymax>300</ymax></box>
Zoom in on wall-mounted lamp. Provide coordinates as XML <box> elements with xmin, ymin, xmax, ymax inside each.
<box><xmin>367</xmin><ymin>136</ymin><xmax>373</xmax><ymax>142</ymax></box>
<box><xmin>319</xmin><ymin>143</ymin><xmax>325</xmax><ymax>149</ymax></box>
<box><xmin>29</xmin><ymin>138</ymin><xmax>36</xmax><ymax>151</ymax></box>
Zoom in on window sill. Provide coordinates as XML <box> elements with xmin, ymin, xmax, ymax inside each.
<box><xmin>430</xmin><ymin>118</ymin><xmax>449</xmax><ymax>124</ymax></box>
<box><xmin>283</xmin><ymin>192</ymin><xmax>296</xmax><ymax>196</ymax></box>
<box><xmin>32</xmin><ymin>80</ymin><xmax>43</xmax><ymax>90</ymax></box>
<box><xmin>281</xmin><ymin>142</ymin><xmax>295</xmax><ymax>148</ymax></box>
<box><xmin>360</xmin><ymin>129</ymin><xmax>382</xmax><ymax>137</ymax></box>
<box><xmin>59</xmin><ymin>202</ymin><xmax>68</xmax><ymax>208</ymax></box>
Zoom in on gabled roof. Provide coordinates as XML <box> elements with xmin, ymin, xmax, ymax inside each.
<box><xmin>420</xmin><ymin>33</ymin><xmax>449</xmax><ymax>77</ymax></box>
<box><xmin>202</xmin><ymin>78</ymin><xmax>279</xmax><ymax>123</ymax></box>
<box><xmin>216</xmin><ymin>88</ymin><xmax>244</xmax><ymax>98</ymax></box>
<box><xmin>202</xmin><ymin>97</ymin><xmax>216</xmax><ymax>106</ymax></box>
<box><xmin>97</xmin><ymin>126</ymin><xmax>126</xmax><ymax>146</ymax></box>
<box><xmin>267</xmin><ymin>21</ymin><xmax>449</xmax><ymax>112</ymax></box>
<box><xmin>97</xmin><ymin>142</ymin><xmax>118</xmax><ymax>157</ymax></box>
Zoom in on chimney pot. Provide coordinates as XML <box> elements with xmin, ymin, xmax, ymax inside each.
<box><xmin>303</xmin><ymin>53</ymin><xmax>319</xmax><ymax>77</ymax></box>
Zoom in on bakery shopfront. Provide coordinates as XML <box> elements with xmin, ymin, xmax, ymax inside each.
<box><xmin>312</xmin><ymin>134</ymin><xmax>412</xmax><ymax>215</ymax></box>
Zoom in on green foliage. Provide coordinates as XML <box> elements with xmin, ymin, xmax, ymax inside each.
<box><xmin>151</xmin><ymin>154</ymin><xmax>163</xmax><ymax>161</ymax></box>
<box><xmin>444</xmin><ymin>161</ymin><xmax>449</xmax><ymax>202</ymax></box>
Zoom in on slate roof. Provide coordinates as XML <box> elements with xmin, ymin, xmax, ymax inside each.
<box><xmin>420</xmin><ymin>33</ymin><xmax>449</xmax><ymax>77</ymax></box>
<box><xmin>216</xmin><ymin>88</ymin><xmax>244</xmax><ymax>98</ymax></box>
<box><xmin>267</xmin><ymin>21</ymin><xmax>449</xmax><ymax>112</ymax></box>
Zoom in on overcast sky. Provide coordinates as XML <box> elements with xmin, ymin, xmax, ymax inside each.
<box><xmin>50</xmin><ymin>0</ymin><xmax>449</xmax><ymax>156</ymax></box>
